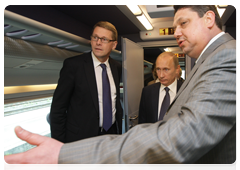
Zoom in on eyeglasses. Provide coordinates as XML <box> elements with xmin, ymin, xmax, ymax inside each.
<box><xmin>91</xmin><ymin>36</ymin><xmax>115</xmax><ymax>43</ymax></box>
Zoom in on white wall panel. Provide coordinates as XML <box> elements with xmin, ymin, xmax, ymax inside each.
<box><xmin>122</xmin><ymin>38</ymin><xmax>143</xmax><ymax>131</ymax></box>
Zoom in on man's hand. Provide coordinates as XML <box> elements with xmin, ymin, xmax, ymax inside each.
<box><xmin>4</xmin><ymin>126</ymin><xmax>63</xmax><ymax>164</ymax></box>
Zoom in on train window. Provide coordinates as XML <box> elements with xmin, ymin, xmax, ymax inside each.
<box><xmin>4</xmin><ymin>97</ymin><xmax>52</xmax><ymax>155</ymax></box>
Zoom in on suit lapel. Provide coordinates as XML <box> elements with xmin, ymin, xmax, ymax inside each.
<box><xmin>176</xmin><ymin>80</ymin><xmax>182</xmax><ymax>92</ymax></box>
<box><xmin>83</xmin><ymin>53</ymin><xmax>99</xmax><ymax>114</ymax></box>
<box><xmin>109</xmin><ymin>57</ymin><xmax>119</xmax><ymax>90</ymax></box>
<box><xmin>168</xmin><ymin>33</ymin><xmax>233</xmax><ymax>110</ymax></box>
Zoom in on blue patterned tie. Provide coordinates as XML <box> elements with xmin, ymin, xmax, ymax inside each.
<box><xmin>159</xmin><ymin>87</ymin><xmax>170</xmax><ymax>120</ymax></box>
<box><xmin>100</xmin><ymin>64</ymin><xmax>112</xmax><ymax>131</ymax></box>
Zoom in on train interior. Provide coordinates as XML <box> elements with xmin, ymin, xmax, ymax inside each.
<box><xmin>4</xmin><ymin>5</ymin><xmax>236</xmax><ymax>155</ymax></box>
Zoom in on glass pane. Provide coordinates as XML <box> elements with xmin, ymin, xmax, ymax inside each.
<box><xmin>4</xmin><ymin>97</ymin><xmax>52</xmax><ymax>155</ymax></box>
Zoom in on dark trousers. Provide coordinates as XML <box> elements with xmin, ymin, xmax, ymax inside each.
<box><xmin>98</xmin><ymin>122</ymin><xmax>117</xmax><ymax>135</ymax></box>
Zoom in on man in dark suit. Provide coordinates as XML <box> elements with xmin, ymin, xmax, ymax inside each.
<box><xmin>139</xmin><ymin>52</ymin><xmax>183</xmax><ymax>124</ymax></box>
<box><xmin>50</xmin><ymin>21</ymin><xmax>123</xmax><ymax>143</ymax></box>
<box><xmin>5</xmin><ymin>5</ymin><xmax>236</xmax><ymax>164</ymax></box>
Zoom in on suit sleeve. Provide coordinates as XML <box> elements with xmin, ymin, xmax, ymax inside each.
<box><xmin>50</xmin><ymin>58</ymin><xmax>76</xmax><ymax>143</ymax></box>
<box><xmin>138</xmin><ymin>88</ymin><xmax>146</xmax><ymax>124</ymax></box>
<box><xmin>117</xmin><ymin>62</ymin><xmax>122</xmax><ymax>82</ymax></box>
<box><xmin>112</xmin><ymin>60</ymin><xmax>123</xmax><ymax>134</ymax></box>
<box><xmin>58</xmin><ymin>47</ymin><xmax>236</xmax><ymax>163</ymax></box>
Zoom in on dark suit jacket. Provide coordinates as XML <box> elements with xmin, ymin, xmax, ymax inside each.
<box><xmin>50</xmin><ymin>52</ymin><xmax>123</xmax><ymax>143</ymax></box>
<box><xmin>138</xmin><ymin>80</ymin><xmax>183</xmax><ymax>124</ymax></box>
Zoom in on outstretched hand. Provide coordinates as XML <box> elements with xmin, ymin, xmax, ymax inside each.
<box><xmin>4</xmin><ymin>126</ymin><xmax>63</xmax><ymax>164</ymax></box>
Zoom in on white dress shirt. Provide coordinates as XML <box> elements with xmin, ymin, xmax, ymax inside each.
<box><xmin>91</xmin><ymin>52</ymin><xmax>116</xmax><ymax>127</ymax></box>
<box><xmin>158</xmin><ymin>78</ymin><xmax>177</xmax><ymax>118</ymax></box>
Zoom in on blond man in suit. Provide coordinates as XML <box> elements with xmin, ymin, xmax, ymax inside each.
<box><xmin>50</xmin><ymin>21</ymin><xmax>123</xmax><ymax>143</ymax></box>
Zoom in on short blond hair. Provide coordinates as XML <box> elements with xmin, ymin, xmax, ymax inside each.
<box><xmin>92</xmin><ymin>21</ymin><xmax>118</xmax><ymax>41</ymax></box>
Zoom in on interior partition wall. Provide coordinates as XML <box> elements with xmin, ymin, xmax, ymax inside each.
<box><xmin>122</xmin><ymin>38</ymin><xmax>144</xmax><ymax>131</ymax></box>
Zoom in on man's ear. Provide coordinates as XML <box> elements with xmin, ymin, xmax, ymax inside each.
<box><xmin>204</xmin><ymin>11</ymin><xmax>216</xmax><ymax>29</ymax></box>
<box><xmin>112</xmin><ymin>41</ymin><xmax>118</xmax><ymax>50</ymax></box>
<box><xmin>176</xmin><ymin>65</ymin><xmax>180</xmax><ymax>77</ymax></box>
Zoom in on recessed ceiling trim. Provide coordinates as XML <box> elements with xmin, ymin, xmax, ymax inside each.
<box><xmin>22</xmin><ymin>33</ymin><xmax>42</xmax><ymax>40</ymax></box>
<box><xmin>48</xmin><ymin>40</ymin><xmax>64</xmax><ymax>45</ymax></box>
<box><xmin>6</xmin><ymin>29</ymin><xmax>28</xmax><ymax>36</ymax></box>
<box><xmin>66</xmin><ymin>44</ymin><xmax>79</xmax><ymax>49</ymax></box>
<box><xmin>57</xmin><ymin>42</ymin><xmax>72</xmax><ymax>47</ymax></box>
<box><xmin>4</xmin><ymin>24</ymin><xmax>11</xmax><ymax>30</ymax></box>
<box><xmin>4</xmin><ymin>10</ymin><xmax>91</xmax><ymax>47</ymax></box>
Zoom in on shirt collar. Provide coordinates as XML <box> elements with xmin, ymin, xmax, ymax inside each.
<box><xmin>195</xmin><ymin>32</ymin><xmax>225</xmax><ymax>64</ymax></box>
<box><xmin>91</xmin><ymin>51</ymin><xmax>110</xmax><ymax>68</ymax></box>
<box><xmin>160</xmin><ymin>78</ymin><xmax>177</xmax><ymax>93</ymax></box>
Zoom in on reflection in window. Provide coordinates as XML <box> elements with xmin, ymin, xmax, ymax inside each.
<box><xmin>4</xmin><ymin>97</ymin><xmax>52</xmax><ymax>155</ymax></box>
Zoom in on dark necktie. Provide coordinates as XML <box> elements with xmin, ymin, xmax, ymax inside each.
<box><xmin>159</xmin><ymin>87</ymin><xmax>170</xmax><ymax>120</ymax></box>
<box><xmin>100</xmin><ymin>63</ymin><xmax>112</xmax><ymax>131</ymax></box>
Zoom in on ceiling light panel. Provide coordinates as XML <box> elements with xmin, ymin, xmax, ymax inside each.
<box><xmin>126</xmin><ymin>5</ymin><xmax>142</xmax><ymax>15</ymax></box>
<box><xmin>136</xmin><ymin>14</ymin><xmax>153</xmax><ymax>30</ymax></box>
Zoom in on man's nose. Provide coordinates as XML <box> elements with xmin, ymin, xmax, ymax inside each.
<box><xmin>174</xmin><ymin>27</ymin><xmax>182</xmax><ymax>39</ymax></box>
<box><xmin>159</xmin><ymin>71</ymin><xmax>164</xmax><ymax>78</ymax></box>
<box><xmin>96</xmin><ymin>38</ymin><xmax>102</xmax><ymax>44</ymax></box>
